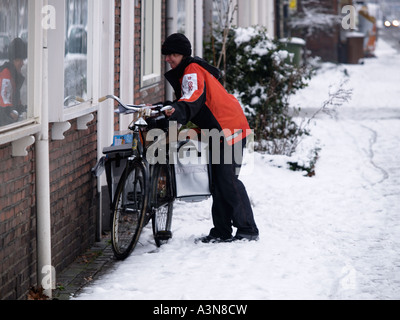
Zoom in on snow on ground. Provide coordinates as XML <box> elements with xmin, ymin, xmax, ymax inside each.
<box><xmin>75</xmin><ymin>38</ymin><xmax>400</xmax><ymax>300</ymax></box>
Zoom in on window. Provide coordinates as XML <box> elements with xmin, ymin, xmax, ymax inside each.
<box><xmin>64</xmin><ymin>0</ymin><xmax>89</xmax><ymax>108</ymax></box>
<box><xmin>141</xmin><ymin>0</ymin><xmax>161</xmax><ymax>87</ymax></box>
<box><xmin>48</xmin><ymin>0</ymin><xmax>99</xmax><ymax>123</ymax></box>
<box><xmin>177</xmin><ymin>0</ymin><xmax>186</xmax><ymax>34</ymax></box>
<box><xmin>176</xmin><ymin>0</ymin><xmax>194</xmax><ymax>48</ymax></box>
<box><xmin>0</xmin><ymin>0</ymin><xmax>30</xmax><ymax>130</ymax></box>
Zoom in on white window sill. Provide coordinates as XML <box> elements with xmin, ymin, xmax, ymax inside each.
<box><xmin>50</xmin><ymin>101</ymin><xmax>97</xmax><ymax>140</ymax></box>
<box><xmin>0</xmin><ymin>102</ymin><xmax>97</xmax><ymax>147</ymax></box>
<box><xmin>142</xmin><ymin>74</ymin><xmax>162</xmax><ymax>88</ymax></box>
<box><xmin>50</xmin><ymin>100</ymin><xmax>98</xmax><ymax>123</ymax></box>
<box><xmin>0</xmin><ymin>120</ymin><xmax>41</xmax><ymax>146</ymax></box>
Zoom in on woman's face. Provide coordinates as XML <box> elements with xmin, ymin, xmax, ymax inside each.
<box><xmin>165</xmin><ymin>53</ymin><xmax>184</xmax><ymax>69</ymax></box>
<box><xmin>13</xmin><ymin>59</ymin><xmax>24</xmax><ymax>73</ymax></box>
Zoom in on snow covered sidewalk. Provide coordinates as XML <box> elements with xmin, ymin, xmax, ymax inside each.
<box><xmin>75</xmin><ymin>38</ymin><xmax>400</xmax><ymax>300</ymax></box>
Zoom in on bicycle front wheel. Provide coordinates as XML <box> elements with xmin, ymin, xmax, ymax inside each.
<box><xmin>111</xmin><ymin>160</ymin><xmax>148</xmax><ymax>260</ymax></box>
<box><xmin>151</xmin><ymin>164</ymin><xmax>174</xmax><ymax>247</ymax></box>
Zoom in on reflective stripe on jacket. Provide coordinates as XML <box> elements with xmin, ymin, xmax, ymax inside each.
<box><xmin>0</xmin><ymin>62</ymin><xmax>24</xmax><ymax>109</ymax></box>
<box><xmin>0</xmin><ymin>66</ymin><xmax>14</xmax><ymax>107</ymax></box>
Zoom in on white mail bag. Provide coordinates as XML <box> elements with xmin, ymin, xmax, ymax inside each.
<box><xmin>172</xmin><ymin>140</ymin><xmax>211</xmax><ymax>202</ymax></box>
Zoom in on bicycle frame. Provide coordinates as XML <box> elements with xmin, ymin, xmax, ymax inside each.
<box><xmin>99</xmin><ymin>95</ymin><xmax>174</xmax><ymax>208</ymax></box>
<box><xmin>97</xmin><ymin>95</ymin><xmax>211</xmax><ymax>259</ymax></box>
<box><xmin>98</xmin><ymin>94</ymin><xmax>211</xmax><ymax>206</ymax></box>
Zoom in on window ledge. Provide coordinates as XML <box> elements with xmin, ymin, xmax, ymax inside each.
<box><xmin>0</xmin><ymin>120</ymin><xmax>41</xmax><ymax>146</ymax></box>
<box><xmin>142</xmin><ymin>74</ymin><xmax>162</xmax><ymax>88</ymax></box>
<box><xmin>50</xmin><ymin>100</ymin><xmax>98</xmax><ymax>123</ymax></box>
<box><xmin>51</xmin><ymin>106</ymin><xmax>96</xmax><ymax>141</ymax></box>
<box><xmin>63</xmin><ymin>101</ymin><xmax>98</xmax><ymax>122</ymax></box>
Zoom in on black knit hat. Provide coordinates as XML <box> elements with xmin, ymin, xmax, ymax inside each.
<box><xmin>162</xmin><ymin>33</ymin><xmax>192</xmax><ymax>57</ymax></box>
<box><xmin>8</xmin><ymin>38</ymin><xmax>27</xmax><ymax>61</ymax></box>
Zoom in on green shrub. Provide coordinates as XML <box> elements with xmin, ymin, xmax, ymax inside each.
<box><xmin>204</xmin><ymin>26</ymin><xmax>314</xmax><ymax>156</ymax></box>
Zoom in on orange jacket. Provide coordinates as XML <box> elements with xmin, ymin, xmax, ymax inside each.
<box><xmin>0</xmin><ymin>62</ymin><xmax>24</xmax><ymax>108</ymax></box>
<box><xmin>165</xmin><ymin>57</ymin><xmax>251</xmax><ymax>145</ymax></box>
<box><xmin>0</xmin><ymin>66</ymin><xmax>15</xmax><ymax>107</ymax></box>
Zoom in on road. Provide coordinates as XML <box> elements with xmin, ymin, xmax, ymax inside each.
<box><xmin>379</xmin><ymin>25</ymin><xmax>400</xmax><ymax>52</ymax></box>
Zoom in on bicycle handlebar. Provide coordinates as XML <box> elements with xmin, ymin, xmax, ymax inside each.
<box><xmin>98</xmin><ymin>95</ymin><xmax>173</xmax><ymax>116</ymax></box>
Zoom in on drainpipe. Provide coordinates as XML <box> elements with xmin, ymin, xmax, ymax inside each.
<box><xmin>195</xmin><ymin>0</ymin><xmax>203</xmax><ymax>58</ymax></box>
<box><xmin>36</xmin><ymin>21</ymin><xmax>53</xmax><ymax>298</ymax></box>
<box><xmin>166</xmin><ymin>0</ymin><xmax>177</xmax><ymax>38</ymax></box>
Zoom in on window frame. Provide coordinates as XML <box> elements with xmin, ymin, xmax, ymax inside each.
<box><xmin>47</xmin><ymin>0</ymin><xmax>100</xmax><ymax>123</ymax></box>
<box><xmin>0</xmin><ymin>0</ymin><xmax>42</xmax><ymax>145</ymax></box>
<box><xmin>140</xmin><ymin>0</ymin><xmax>162</xmax><ymax>88</ymax></box>
<box><xmin>177</xmin><ymin>0</ymin><xmax>194</xmax><ymax>50</ymax></box>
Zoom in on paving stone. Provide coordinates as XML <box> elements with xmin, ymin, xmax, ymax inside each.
<box><xmin>53</xmin><ymin>234</ymin><xmax>116</xmax><ymax>300</ymax></box>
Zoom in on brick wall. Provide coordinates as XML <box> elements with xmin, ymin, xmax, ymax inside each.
<box><xmin>293</xmin><ymin>0</ymin><xmax>341</xmax><ymax>62</ymax></box>
<box><xmin>115</xmin><ymin>0</ymin><xmax>121</xmax><ymax>101</ymax></box>
<box><xmin>305</xmin><ymin>30</ymin><xmax>340</xmax><ymax>62</ymax></box>
<box><xmin>0</xmin><ymin>144</ymin><xmax>36</xmax><ymax>300</ymax></box>
<box><xmin>0</xmin><ymin>116</ymin><xmax>99</xmax><ymax>300</ymax></box>
<box><xmin>114</xmin><ymin>0</ymin><xmax>122</xmax><ymax>131</ymax></box>
<box><xmin>49</xmin><ymin>117</ymin><xmax>99</xmax><ymax>273</ymax></box>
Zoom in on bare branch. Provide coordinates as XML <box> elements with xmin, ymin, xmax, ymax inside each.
<box><xmin>306</xmin><ymin>79</ymin><xmax>353</xmax><ymax>124</ymax></box>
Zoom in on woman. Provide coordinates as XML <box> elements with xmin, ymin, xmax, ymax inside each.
<box><xmin>0</xmin><ymin>38</ymin><xmax>27</xmax><ymax>126</ymax></box>
<box><xmin>162</xmin><ymin>33</ymin><xmax>259</xmax><ymax>243</ymax></box>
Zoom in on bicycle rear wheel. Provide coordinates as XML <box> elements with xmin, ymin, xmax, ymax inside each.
<box><xmin>111</xmin><ymin>160</ymin><xmax>148</xmax><ymax>260</ymax></box>
<box><xmin>151</xmin><ymin>164</ymin><xmax>174</xmax><ymax>247</ymax></box>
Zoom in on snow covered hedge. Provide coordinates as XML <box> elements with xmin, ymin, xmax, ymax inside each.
<box><xmin>204</xmin><ymin>26</ymin><xmax>314</xmax><ymax>156</ymax></box>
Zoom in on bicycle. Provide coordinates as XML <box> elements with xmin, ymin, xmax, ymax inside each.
<box><xmin>97</xmin><ymin>95</ymin><xmax>211</xmax><ymax>260</ymax></box>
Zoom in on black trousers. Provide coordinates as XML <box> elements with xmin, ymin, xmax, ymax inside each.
<box><xmin>209</xmin><ymin>138</ymin><xmax>259</xmax><ymax>239</ymax></box>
